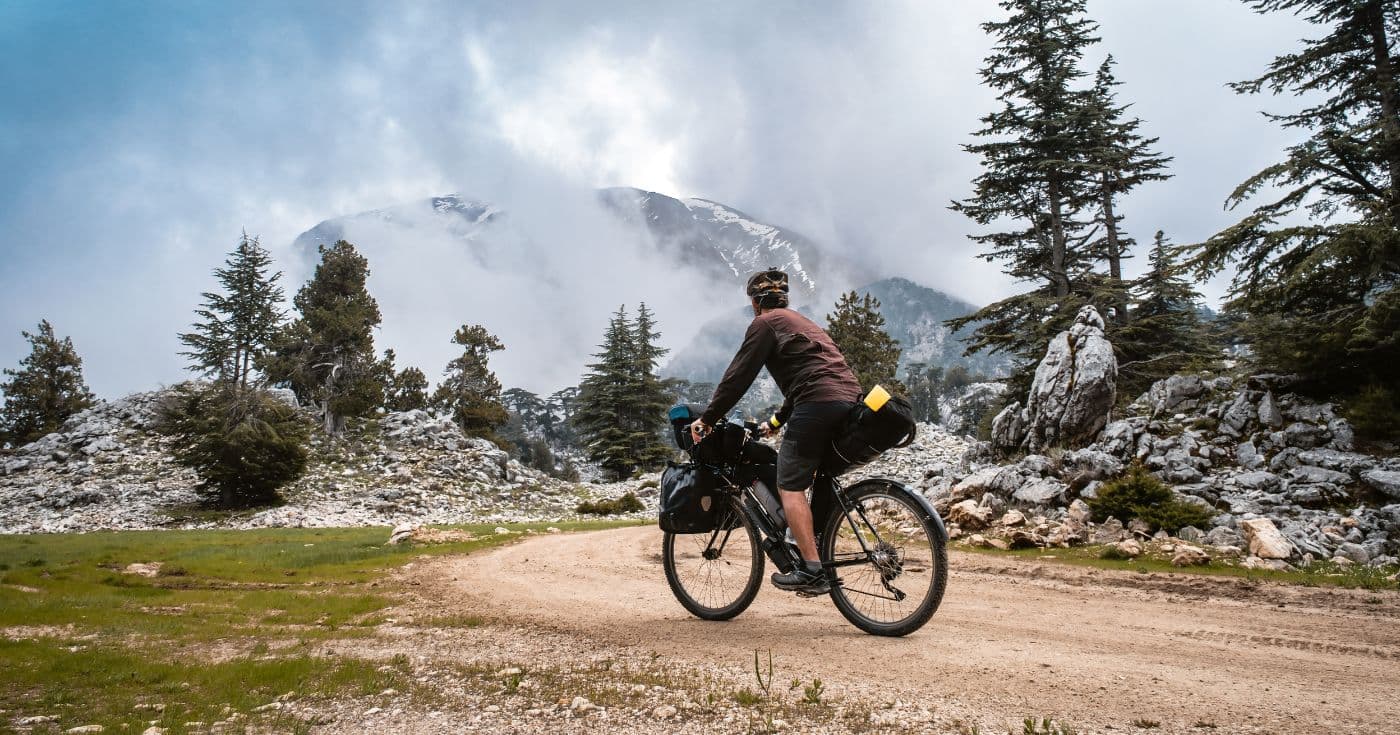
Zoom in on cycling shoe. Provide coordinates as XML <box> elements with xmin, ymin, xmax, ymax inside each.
<box><xmin>771</xmin><ymin>563</ymin><xmax>831</xmax><ymax>595</ymax></box>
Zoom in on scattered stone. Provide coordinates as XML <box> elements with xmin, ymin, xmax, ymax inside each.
<box><xmin>66</xmin><ymin>727</ymin><xmax>105</xmax><ymax>734</ymax></box>
<box><xmin>1240</xmin><ymin>519</ymin><xmax>1295</xmax><ymax>560</ymax></box>
<box><xmin>1067</xmin><ymin>499</ymin><xmax>1092</xmax><ymax>524</ymax></box>
<box><xmin>1361</xmin><ymin>469</ymin><xmax>1400</xmax><ymax>500</ymax></box>
<box><xmin>652</xmin><ymin>705</ymin><xmax>678</xmax><ymax>719</ymax></box>
<box><xmin>122</xmin><ymin>562</ymin><xmax>162</xmax><ymax>578</ymax></box>
<box><xmin>999</xmin><ymin>510</ymin><xmax>1026</xmax><ymax>527</ymax></box>
<box><xmin>1012</xmin><ymin>478</ymin><xmax>1067</xmax><ymax>506</ymax></box>
<box><xmin>386</xmin><ymin>523</ymin><xmax>416</xmax><ymax>545</ymax></box>
<box><xmin>1176</xmin><ymin>526</ymin><xmax>1204</xmax><ymax>543</ymax></box>
<box><xmin>948</xmin><ymin>500</ymin><xmax>992</xmax><ymax>531</ymax></box>
<box><xmin>569</xmin><ymin>696</ymin><xmax>596</xmax><ymax>714</ymax></box>
<box><xmin>1334</xmin><ymin>542</ymin><xmax>1371</xmax><ymax>565</ymax></box>
<box><xmin>1114</xmin><ymin>539</ymin><xmax>1143</xmax><ymax>558</ymax></box>
<box><xmin>1171</xmin><ymin>545</ymin><xmax>1210</xmax><ymax>567</ymax></box>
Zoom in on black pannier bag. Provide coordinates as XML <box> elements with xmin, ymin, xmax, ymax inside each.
<box><xmin>820</xmin><ymin>393</ymin><xmax>918</xmax><ymax>476</ymax></box>
<box><xmin>659</xmin><ymin>462</ymin><xmax>721</xmax><ymax>533</ymax></box>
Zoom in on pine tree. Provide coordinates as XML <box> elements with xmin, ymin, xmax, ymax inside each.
<box><xmin>433</xmin><ymin>324</ymin><xmax>508</xmax><ymax>443</ymax></box>
<box><xmin>903</xmin><ymin>362</ymin><xmax>944</xmax><ymax>424</ymax></box>
<box><xmin>1189</xmin><ymin>0</ymin><xmax>1400</xmax><ymax>396</ymax></box>
<box><xmin>627</xmin><ymin>303</ymin><xmax>675</xmax><ymax>469</ymax></box>
<box><xmin>375</xmin><ymin>349</ymin><xmax>430</xmax><ymax>412</ymax></box>
<box><xmin>947</xmin><ymin>0</ymin><xmax>1105</xmax><ymax>397</ymax></box>
<box><xmin>265</xmin><ymin>241</ymin><xmax>383</xmax><ymax>436</ymax></box>
<box><xmin>575</xmin><ymin>306</ymin><xmax>644</xmax><ymax>479</ymax></box>
<box><xmin>1083</xmin><ymin>57</ymin><xmax>1173</xmax><ymax>328</ymax></box>
<box><xmin>826</xmin><ymin>291</ymin><xmax>905</xmax><ymax>394</ymax></box>
<box><xmin>387</xmin><ymin>366</ymin><xmax>430</xmax><ymax>412</ymax></box>
<box><xmin>1117</xmin><ymin>232</ymin><xmax>1215</xmax><ymax>397</ymax></box>
<box><xmin>179</xmin><ymin>232</ymin><xmax>285</xmax><ymax>389</ymax></box>
<box><xmin>0</xmin><ymin>320</ymin><xmax>95</xmax><ymax>447</ymax></box>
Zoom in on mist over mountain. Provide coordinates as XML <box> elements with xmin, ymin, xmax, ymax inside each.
<box><xmin>291</xmin><ymin>189</ymin><xmax>997</xmax><ymax>397</ymax></box>
<box><xmin>661</xmin><ymin>278</ymin><xmax>1007</xmax><ymax>414</ymax></box>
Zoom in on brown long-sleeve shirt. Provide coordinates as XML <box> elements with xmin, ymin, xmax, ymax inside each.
<box><xmin>700</xmin><ymin>308</ymin><xmax>863</xmax><ymax>427</ymax></box>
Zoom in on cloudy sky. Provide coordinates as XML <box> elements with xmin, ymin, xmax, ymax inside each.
<box><xmin>0</xmin><ymin>1</ymin><xmax>1314</xmax><ymax>397</ymax></box>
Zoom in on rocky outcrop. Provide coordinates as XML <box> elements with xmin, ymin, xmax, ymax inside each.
<box><xmin>0</xmin><ymin>389</ymin><xmax>650</xmax><ymax>533</ymax></box>
<box><xmin>992</xmin><ymin>306</ymin><xmax>1117</xmax><ymax>452</ymax></box>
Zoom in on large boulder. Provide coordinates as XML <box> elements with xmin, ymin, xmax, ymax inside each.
<box><xmin>1142</xmin><ymin>375</ymin><xmax>1206</xmax><ymax>417</ymax></box>
<box><xmin>1240</xmin><ymin>518</ymin><xmax>1295</xmax><ymax>560</ymax></box>
<box><xmin>995</xmin><ymin>306</ymin><xmax>1118</xmax><ymax>452</ymax></box>
<box><xmin>1361</xmin><ymin>469</ymin><xmax>1400</xmax><ymax>500</ymax></box>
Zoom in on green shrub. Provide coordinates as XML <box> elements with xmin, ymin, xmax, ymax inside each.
<box><xmin>158</xmin><ymin>383</ymin><xmax>310</xmax><ymax>509</ymax></box>
<box><xmin>575</xmin><ymin>491</ymin><xmax>644</xmax><ymax>516</ymax></box>
<box><xmin>1344</xmin><ymin>384</ymin><xmax>1400</xmax><ymax>442</ymax></box>
<box><xmin>1087</xmin><ymin>463</ymin><xmax>1215</xmax><ymax>534</ymax></box>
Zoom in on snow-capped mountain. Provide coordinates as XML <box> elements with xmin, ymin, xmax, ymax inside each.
<box><xmin>294</xmin><ymin>189</ymin><xmax>870</xmax><ymax>303</ymax></box>
<box><xmin>294</xmin><ymin>195</ymin><xmax>500</xmax><ymax>253</ymax></box>
<box><xmin>597</xmin><ymin>187</ymin><xmax>871</xmax><ymax>301</ymax></box>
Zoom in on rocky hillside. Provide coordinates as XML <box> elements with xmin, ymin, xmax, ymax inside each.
<box><xmin>0</xmin><ymin>391</ymin><xmax>652</xmax><ymax>534</ymax></box>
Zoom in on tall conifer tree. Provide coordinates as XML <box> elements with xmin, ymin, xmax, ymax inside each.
<box><xmin>947</xmin><ymin>0</ymin><xmax>1105</xmax><ymax>396</ymax></box>
<box><xmin>826</xmin><ymin>291</ymin><xmax>905</xmax><ymax>394</ymax></box>
<box><xmin>1189</xmin><ymin>0</ymin><xmax>1400</xmax><ymax>393</ymax></box>
<box><xmin>433</xmin><ymin>324</ymin><xmax>508</xmax><ymax>442</ymax></box>
<box><xmin>180</xmin><ymin>232</ymin><xmax>286</xmax><ymax>389</ymax></box>
<box><xmin>266</xmin><ymin>240</ymin><xmax>383</xmax><ymax>435</ymax></box>
<box><xmin>628</xmin><ymin>303</ymin><xmax>674</xmax><ymax>470</ymax></box>
<box><xmin>1117</xmin><ymin>231</ymin><xmax>1215</xmax><ymax>396</ymax></box>
<box><xmin>0</xmin><ymin>321</ymin><xmax>94</xmax><ymax>447</ymax></box>
<box><xmin>575</xmin><ymin>306</ymin><xmax>638</xmax><ymax>479</ymax></box>
<box><xmin>1083</xmin><ymin>57</ymin><xmax>1173</xmax><ymax>328</ymax></box>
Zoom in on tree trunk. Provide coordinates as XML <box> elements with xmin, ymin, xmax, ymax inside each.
<box><xmin>1101</xmin><ymin>174</ymin><xmax>1129</xmax><ymax>326</ymax></box>
<box><xmin>1366</xmin><ymin>0</ymin><xmax>1400</xmax><ymax>223</ymax></box>
<box><xmin>1047</xmin><ymin>177</ymin><xmax>1072</xmax><ymax>298</ymax></box>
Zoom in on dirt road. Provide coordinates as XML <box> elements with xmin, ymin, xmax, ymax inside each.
<box><xmin>417</xmin><ymin>526</ymin><xmax>1400</xmax><ymax>734</ymax></box>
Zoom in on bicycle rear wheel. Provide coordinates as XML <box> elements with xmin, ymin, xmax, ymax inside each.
<box><xmin>662</xmin><ymin>497</ymin><xmax>764</xmax><ymax>620</ymax></box>
<box><xmin>821</xmin><ymin>481</ymin><xmax>947</xmax><ymax>636</ymax></box>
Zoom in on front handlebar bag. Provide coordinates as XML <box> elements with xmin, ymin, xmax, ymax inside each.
<box><xmin>659</xmin><ymin>462</ymin><xmax>721</xmax><ymax>533</ymax></box>
<box><xmin>821</xmin><ymin>394</ymin><xmax>918</xmax><ymax>476</ymax></box>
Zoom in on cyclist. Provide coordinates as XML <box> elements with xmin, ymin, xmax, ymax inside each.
<box><xmin>689</xmin><ymin>269</ymin><xmax>863</xmax><ymax>595</ymax></box>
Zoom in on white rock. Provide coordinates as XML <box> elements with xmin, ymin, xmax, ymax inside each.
<box><xmin>1240</xmin><ymin>518</ymin><xmax>1295</xmax><ymax>560</ymax></box>
<box><xmin>652</xmin><ymin>705</ymin><xmax>678</xmax><ymax>719</ymax></box>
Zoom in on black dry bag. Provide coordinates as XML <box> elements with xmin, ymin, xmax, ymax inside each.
<box><xmin>821</xmin><ymin>390</ymin><xmax>917</xmax><ymax>476</ymax></box>
<box><xmin>658</xmin><ymin>462</ymin><xmax>721</xmax><ymax>533</ymax></box>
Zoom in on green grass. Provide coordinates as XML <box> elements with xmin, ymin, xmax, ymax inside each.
<box><xmin>0</xmin><ymin>520</ymin><xmax>640</xmax><ymax>732</ymax></box>
<box><xmin>954</xmin><ymin>541</ymin><xmax>1400</xmax><ymax>591</ymax></box>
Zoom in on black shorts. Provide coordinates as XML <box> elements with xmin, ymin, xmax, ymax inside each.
<box><xmin>777</xmin><ymin>401</ymin><xmax>857</xmax><ymax>491</ymax></box>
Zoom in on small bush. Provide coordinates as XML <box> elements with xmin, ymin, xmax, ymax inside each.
<box><xmin>575</xmin><ymin>492</ymin><xmax>644</xmax><ymax>516</ymax></box>
<box><xmin>1087</xmin><ymin>463</ymin><xmax>1215</xmax><ymax>534</ymax></box>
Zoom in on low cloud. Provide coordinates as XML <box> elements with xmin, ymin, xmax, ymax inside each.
<box><xmin>0</xmin><ymin>0</ymin><xmax>1313</xmax><ymax>397</ymax></box>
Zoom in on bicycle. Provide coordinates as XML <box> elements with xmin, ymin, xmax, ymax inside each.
<box><xmin>660</xmin><ymin>416</ymin><xmax>948</xmax><ymax>637</ymax></box>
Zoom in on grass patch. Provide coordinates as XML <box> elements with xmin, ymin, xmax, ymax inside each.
<box><xmin>0</xmin><ymin>520</ymin><xmax>638</xmax><ymax>727</ymax></box>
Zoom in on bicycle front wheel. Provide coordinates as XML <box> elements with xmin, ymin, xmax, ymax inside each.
<box><xmin>821</xmin><ymin>481</ymin><xmax>947</xmax><ymax>636</ymax></box>
<box><xmin>662</xmin><ymin>497</ymin><xmax>764</xmax><ymax>621</ymax></box>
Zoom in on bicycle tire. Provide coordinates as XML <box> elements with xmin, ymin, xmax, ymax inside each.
<box><xmin>821</xmin><ymin>481</ymin><xmax>947</xmax><ymax>636</ymax></box>
<box><xmin>662</xmin><ymin>497</ymin><xmax>764</xmax><ymax>620</ymax></box>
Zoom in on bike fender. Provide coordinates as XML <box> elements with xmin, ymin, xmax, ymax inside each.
<box><xmin>846</xmin><ymin>477</ymin><xmax>948</xmax><ymax>544</ymax></box>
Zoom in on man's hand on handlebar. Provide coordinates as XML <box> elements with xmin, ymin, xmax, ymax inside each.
<box><xmin>689</xmin><ymin>418</ymin><xmax>710</xmax><ymax>445</ymax></box>
<box><xmin>756</xmin><ymin>421</ymin><xmax>776</xmax><ymax>439</ymax></box>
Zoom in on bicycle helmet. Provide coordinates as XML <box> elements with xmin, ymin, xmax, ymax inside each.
<box><xmin>746</xmin><ymin>268</ymin><xmax>790</xmax><ymax>308</ymax></box>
